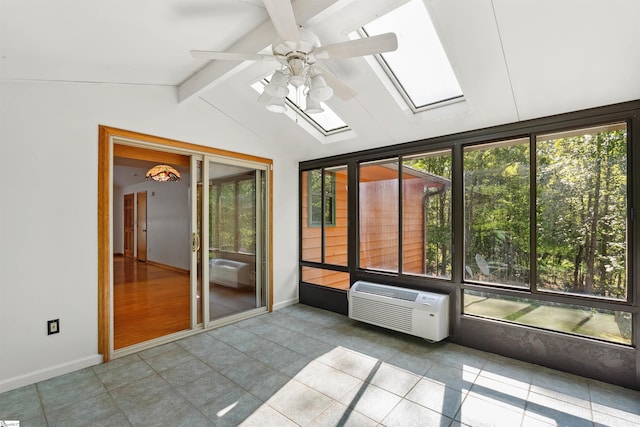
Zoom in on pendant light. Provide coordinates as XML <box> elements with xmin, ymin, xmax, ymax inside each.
<box><xmin>146</xmin><ymin>164</ymin><xmax>181</xmax><ymax>182</ymax></box>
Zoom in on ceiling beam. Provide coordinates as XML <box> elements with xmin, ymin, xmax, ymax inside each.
<box><xmin>177</xmin><ymin>0</ymin><xmax>348</xmax><ymax>104</ymax></box>
<box><xmin>113</xmin><ymin>144</ymin><xmax>191</xmax><ymax>167</ymax></box>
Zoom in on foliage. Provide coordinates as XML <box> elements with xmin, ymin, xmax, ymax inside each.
<box><xmin>536</xmin><ymin>129</ymin><xmax>627</xmax><ymax>298</ymax></box>
<box><xmin>210</xmin><ymin>175</ymin><xmax>257</xmax><ymax>254</ymax></box>
<box><xmin>464</xmin><ymin>142</ymin><xmax>530</xmax><ymax>286</ymax></box>
<box><xmin>405</xmin><ymin>152</ymin><xmax>452</xmax><ymax>278</ymax></box>
<box><xmin>461</xmin><ymin>127</ymin><xmax>627</xmax><ymax>299</ymax></box>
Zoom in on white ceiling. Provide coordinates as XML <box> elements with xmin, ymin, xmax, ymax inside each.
<box><xmin>2</xmin><ymin>0</ymin><xmax>640</xmax><ymax>159</ymax></box>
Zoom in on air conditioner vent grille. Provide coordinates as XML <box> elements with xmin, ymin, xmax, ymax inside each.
<box><xmin>353</xmin><ymin>283</ymin><xmax>418</xmax><ymax>302</ymax></box>
<box><xmin>351</xmin><ymin>296</ymin><xmax>413</xmax><ymax>333</ymax></box>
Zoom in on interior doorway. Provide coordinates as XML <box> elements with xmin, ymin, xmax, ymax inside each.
<box><xmin>136</xmin><ymin>191</ymin><xmax>147</xmax><ymax>262</ymax></box>
<box><xmin>113</xmin><ymin>150</ymin><xmax>191</xmax><ymax>350</ymax></box>
<box><xmin>99</xmin><ymin>126</ymin><xmax>273</xmax><ymax>360</ymax></box>
<box><xmin>123</xmin><ymin>193</ymin><xmax>134</xmax><ymax>257</ymax></box>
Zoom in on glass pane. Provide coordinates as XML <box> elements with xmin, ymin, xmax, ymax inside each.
<box><xmin>301</xmin><ymin>170</ymin><xmax>322</xmax><ymax>262</ymax></box>
<box><xmin>301</xmin><ymin>267</ymin><xmax>350</xmax><ymax>291</ymax></box>
<box><xmin>464</xmin><ymin>290</ymin><xmax>632</xmax><ymax>345</ymax></box>
<box><xmin>196</xmin><ymin>161</ymin><xmax>202</xmax><ymax>325</ymax></box>
<box><xmin>283</xmin><ymin>84</ymin><xmax>348</xmax><ymax>133</ymax></box>
<box><xmin>208</xmin><ymin>162</ymin><xmax>264</xmax><ymax>321</ymax></box>
<box><xmin>402</xmin><ymin>150</ymin><xmax>452</xmax><ymax>278</ymax></box>
<box><xmin>359</xmin><ymin>159</ymin><xmax>399</xmax><ymax>272</ymax></box>
<box><xmin>536</xmin><ymin>123</ymin><xmax>627</xmax><ymax>300</ymax></box>
<box><xmin>251</xmin><ymin>80</ymin><xmax>348</xmax><ymax>134</ymax></box>
<box><xmin>324</xmin><ymin>166</ymin><xmax>348</xmax><ymax>266</ymax></box>
<box><xmin>219</xmin><ymin>182</ymin><xmax>236</xmax><ymax>251</ymax></box>
<box><xmin>363</xmin><ymin>0</ymin><xmax>462</xmax><ymax>109</ymax></box>
<box><xmin>238</xmin><ymin>179</ymin><xmax>256</xmax><ymax>253</ymax></box>
<box><xmin>464</xmin><ymin>139</ymin><xmax>530</xmax><ymax>287</ymax></box>
<box><xmin>209</xmin><ymin>185</ymin><xmax>219</xmax><ymax>250</ymax></box>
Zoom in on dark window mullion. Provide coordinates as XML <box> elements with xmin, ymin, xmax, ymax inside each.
<box><xmin>349</xmin><ymin>160</ymin><xmax>359</xmax><ymax>279</ymax></box>
<box><xmin>398</xmin><ymin>156</ymin><xmax>404</xmax><ymax>275</ymax></box>
<box><xmin>530</xmin><ymin>134</ymin><xmax>538</xmax><ymax>294</ymax></box>
<box><xmin>321</xmin><ymin>168</ymin><xmax>326</xmax><ymax>263</ymax></box>
<box><xmin>452</xmin><ymin>144</ymin><xmax>464</xmax><ymax>285</ymax></box>
<box><xmin>234</xmin><ymin>182</ymin><xmax>239</xmax><ymax>252</ymax></box>
<box><xmin>629</xmin><ymin>117</ymin><xmax>636</xmax><ymax>306</ymax></box>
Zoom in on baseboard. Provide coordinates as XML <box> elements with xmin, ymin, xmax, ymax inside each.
<box><xmin>146</xmin><ymin>260</ymin><xmax>189</xmax><ymax>275</ymax></box>
<box><xmin>0</xmin><ymin>354</ymin><xmax>104</xmax><ymax>394</ymax></box>
<box><xmin>272</xmin><ymin>297</ymin><xmax>299</xmax><ymax>311</ymax></box>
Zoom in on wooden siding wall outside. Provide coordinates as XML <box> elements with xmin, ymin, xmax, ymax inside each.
<box><xmin>301</xmin><ymin>165</ymin><xmax>426</xmax><ymax>290</ymax></box>
<box><xmin>301</xmin><ymin>170</ymin><xmax>349</xmax><ymax>289</ymax></box>
<box><xmin>359</xmin><ymin>165</ymin><xmax>424</xmax><ymax>274</ymax></box>
<box><xmin>402</xmin><ymin>177</ymin><xmax>427</xmax><ymax>274</ymax></box>
<box><xmin>301</xmin><ymin>267</ymin><xmax>350</xmax><ymax>290</ymax></box>
<box><xmin>359</xmin><ymin>174</ymin><xmax>399</xmax><ymax>271</ymax></box>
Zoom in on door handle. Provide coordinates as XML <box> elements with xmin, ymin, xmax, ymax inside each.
<box><xmin>192</xmin><ymin>233</ymin><xmax>200</xmax><ymax>252</ymax></box>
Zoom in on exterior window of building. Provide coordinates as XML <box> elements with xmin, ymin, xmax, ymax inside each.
<box><xmin>301</xmin><ymin>167</ymin><xmax>348</xmax><ymax>273</ymax></box>
<box><xmin>309</xmin><ymin>169</ymin><xmax>336</xmax><ymax>227</ymax></box>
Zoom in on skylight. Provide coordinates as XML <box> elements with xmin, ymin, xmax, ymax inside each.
<box><xmin>251</xmin><ymin>80</ymin><xmax>349</xmax><ymax>136</ymax></box>
<box><xmin>363</xmin><ymin>0</ymin><xmax>463</xmax><ymax>111</ymax></box>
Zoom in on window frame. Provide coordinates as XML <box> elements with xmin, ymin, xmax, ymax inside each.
<box><xmin>461</xmin><ymin>121</ymin><xmax>631</xmax><ymax>306</ymax></box>
<box><xmin>254</xmin><ymin>79</ymin><xmax>350</xmax><ymax>136</ymax></box>
<box><xmin>299</xmin><ymin>100</ymin><xmax>639</xmax><ymax>347</ymax></box>
<box><xmin>361</xmin><ymin>28</ymin><xmax>464</xmax><ymax>113</ymax></box>
<box><xmin>359</xmin><ymin>0</ymin><xmax>464</xmax><ymax>113</ymax></box>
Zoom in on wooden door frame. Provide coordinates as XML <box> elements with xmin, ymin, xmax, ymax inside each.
<box><xmin>98</xmin><ymin>125</ymin><xmax>273</xmax><ymax>362</ymax></box>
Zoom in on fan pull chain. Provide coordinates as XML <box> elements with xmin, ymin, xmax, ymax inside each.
<box><xmin>295</xmin><ymin>86</ymin><xmax>300</xmax><ymax>123</ymax></box>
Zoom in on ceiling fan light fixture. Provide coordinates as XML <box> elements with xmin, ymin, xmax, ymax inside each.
<box><xmin>266</xmin><ymin>96</ymin><xmax>287</xmax><ymax>113</ymax></box>
<box><xmin>287</xmin><ymin>56</ymin><xmax>306</xmax><ymax>88</ymax></box>
<box><xmin>146</xmin><ymin>164</ymin><xmax>181</xmax><ymax>182</ymax></box>
<box><xmin>304</xmin><ymin>94</ymin><xmax>324</xmax><ymax>114</ymax></box>
<box><xmin>264</xmin><ymin>70</ymin><xmax>289</xmax><ymax>97</ymax></box>
<box><xmin>308</xmin><ymin>74</ymin><xmax>333</xmax><ymax>102</ymax></box>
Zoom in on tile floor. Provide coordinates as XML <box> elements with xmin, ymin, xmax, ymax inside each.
<box><xmin>1</xmin><ymin>304</ymin><xmax>639</xmax><ymax>427</ymax></box>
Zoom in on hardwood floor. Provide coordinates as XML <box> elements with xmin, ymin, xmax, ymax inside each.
<box><xmin>113</xmin><ymin>256</ymin><xmax>260</xmax><ymax>349</ymax></box>
<box><xmin>114</xmin><ymin>256</ymin><xmax>190</xmax><ymax>349</ymax></box>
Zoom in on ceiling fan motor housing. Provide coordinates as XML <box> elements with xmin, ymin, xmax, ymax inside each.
<box><xmin>272</xmin><ymin>27</ymin><xmax>322</xmax><ymax>88</ymax></box>
<box><xmin>272</xmin><ymin>27</ymin><xmax>321</xmax><ymax>59</ymax></box>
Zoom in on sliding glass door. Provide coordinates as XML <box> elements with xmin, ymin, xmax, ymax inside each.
<box><xmin>197</xmin><ymin>156</ymin><xmax>268</xmax><ymax>326</ymax></box>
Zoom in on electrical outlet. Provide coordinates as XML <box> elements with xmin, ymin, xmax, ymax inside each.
<box><xmin>47</xmin><ymin>319</ymin><xmax>60</xmax><ymax>335</ymax></box>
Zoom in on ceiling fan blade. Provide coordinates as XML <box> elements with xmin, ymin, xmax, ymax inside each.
<box><xmin>314</xmin><ymin>32</ymin><xmax>398</xmax><ymax>60</ymax></box>
<box><xmin>263</xmin><ymin>0</ymin><xmax>300</xmax><ymax>47</ymax></box>
<box><xmin>316</xmin><ymin>66</ymin><xmax>357</xmax><ymax>101</ymax></box>
<box><xmin>190</xmin><ymin>50</ymin><xmax>278</xmax><ymax>61</ymax></box>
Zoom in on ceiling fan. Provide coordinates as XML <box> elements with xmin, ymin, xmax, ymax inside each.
<box><xmin>190</xmin><ymin>0</ymin><xmax>398</xmax><ymax>114</ymax></box>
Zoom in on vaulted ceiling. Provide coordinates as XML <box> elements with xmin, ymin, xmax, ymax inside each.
<box><xmin>2</xmin><ymin>0</ymin><xmax>639</xmax><ymax>159</ymax></box>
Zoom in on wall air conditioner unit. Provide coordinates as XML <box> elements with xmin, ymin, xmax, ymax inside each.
<box><xmin>348</xmin><ymin>281</ymin><xmax>449</xmax><ymax>342</ymax></box>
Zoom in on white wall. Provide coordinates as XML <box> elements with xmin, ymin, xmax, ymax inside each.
<box><xmin>0</xmin><ymin>80</ymin><xmax>300</xmax><ymax>392</ymax></box>
<box><xmin>116</xmin><ymin>179</ymin><xmax>191</xmax><ymax>270</ymax></box>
